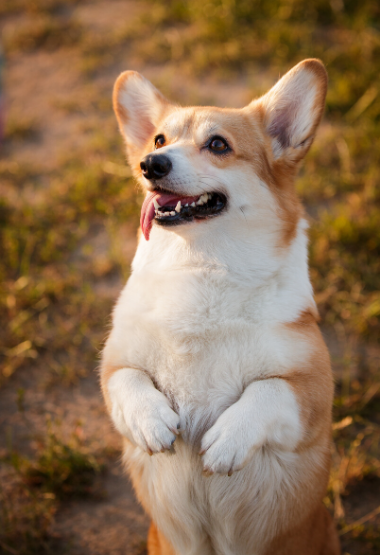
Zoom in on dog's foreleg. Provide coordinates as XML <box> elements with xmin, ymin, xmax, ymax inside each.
<box><xmin>103</xmin><ymin>367</ymin><xmax>180</xmax><ymax>454</ymax></box>
<box><xmin>200</xmin><ymin>377</ymin><xmax>302</xmax><ymax>475</ymax></box>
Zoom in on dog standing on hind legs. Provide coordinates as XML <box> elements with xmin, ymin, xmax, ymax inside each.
<box><xmin>100</xmin><ymin>58</ymin><xmax>341</xmax><ymax>555</ymax></box>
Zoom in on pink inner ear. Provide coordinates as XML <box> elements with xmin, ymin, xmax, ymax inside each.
<box><xmin>268</xmin><ymin>101</ymin><xmax>297</xmax><ymax>149</ymax></box>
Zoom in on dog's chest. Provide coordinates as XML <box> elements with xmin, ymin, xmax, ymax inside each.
<box><xmin>114</xmin><ymin>265</ymin><xmax>282</xmax><ymax>412</ymax></box>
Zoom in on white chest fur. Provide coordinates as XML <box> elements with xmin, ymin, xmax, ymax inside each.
<box><xmin>107</xmin><ymin>219</ymin><xmax>313</xmax><ymax>421</ymax></box>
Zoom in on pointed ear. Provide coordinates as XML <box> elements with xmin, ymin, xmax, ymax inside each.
<box><xmin>113</xmin><ymin>71</ymin><xmax>170</xmax><ymax>154</ymax></box>
<box><xmin>257</xmin><ymin>59</ymin><xmax>327</xmax><ymax>162</ymax></box>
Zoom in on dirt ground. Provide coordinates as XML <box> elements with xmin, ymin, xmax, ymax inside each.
<box><xmin>1</xmin><ymin>1</ymin><xmax>380</xmax><ymax>554</ymax></box>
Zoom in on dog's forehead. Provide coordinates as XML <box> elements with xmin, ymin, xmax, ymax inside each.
<box><xmin>161</xmin><ymin>107</ymin><xmax>245</xmax><ymax>142</ymax></box>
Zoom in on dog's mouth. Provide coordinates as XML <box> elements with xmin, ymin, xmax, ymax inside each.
<box><xmin>140</xmin><ymin>189</ymin><xmax>227</xmax><ymax>240</ymax></box>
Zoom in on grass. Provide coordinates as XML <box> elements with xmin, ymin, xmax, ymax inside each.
<box><xmin>0</xmin><ymin>422</ymin><xmax>103</xmax><ymax>555</ymax></box>
<box><xmin>10</xmin><ymin>425</ymin><xmax>103</xmax><ymax>500</ymax></box>
<box><xmin>4</xmin><ymin>118</ymin><xmax>38</xmax><ymax>142</ymax></box>
<box><xmin>0</xmin><ymin>0</ymin><xmax>81</xmax><ymax>17</ymax></box>
<box><xmin>3</xmin><ymin>16</ymin><xmax>83</xmax><ymax>53</ymax></box>
<box><xmin>0</xmin><ymin>156</ymin><xmax>140</xmax><ymax>384</ymax></box>
<box><xmin>0</xmin><ymin>480</ymin><xmax>57</xmax><ymax>555</ymax></box>
<box><xmin>1</xmin><ymin>0</ymin><xmax>380</xmax><ymax>552</ymax></box>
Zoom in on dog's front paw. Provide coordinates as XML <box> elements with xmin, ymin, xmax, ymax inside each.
<box><xmin>133</xmin><ymin>399</ymin><xmax>180</xmax><ymax>455</ymax></box>
<box><xmin>114</xmin><ymin>393</ymin><xmax>180</xmax><ymax>455</ymax></box>
<box><xmin>109</xmin><ymin>372</ymin><xmax>180</xmax><ymax>455</ymax></box>
<box><xmin>200</xmin><ymin>405</ymin><xmax>262</xmax><ymax>476</ymax></box>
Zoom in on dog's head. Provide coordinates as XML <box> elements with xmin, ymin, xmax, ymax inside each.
<box><xmin>113</xmin><ymin>60</ymin><xmax>327</xmax><ymax>244</ymax></box>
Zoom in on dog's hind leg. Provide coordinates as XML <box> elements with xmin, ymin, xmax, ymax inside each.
<box><xmin>320</xmin><ymin>507</ymin><xmax>341</xmax><ymax>555</ymax></box>
<box><xmin>263</xmin><ymin>505</ymin><xmax>341</xmax><ymax>555</ymax></box>
<box><xmin>147</xmin><ymin>522</ymin><xmax>177</xmax><ymax>555</ymax></box>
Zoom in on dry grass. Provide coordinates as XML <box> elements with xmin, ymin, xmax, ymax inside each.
<box><xmin>4</xmin><ymin>117</ymin><xmax>38</xmax><ymax>141</ymax></box>
<box><xmin>1</xmin><ymin>421</ymin><xmax>104</xmax><ymax>554</ymax></box>
<box><xmin>1</xmin><ymin>0</ymin><xmax>380</xmax><ymax>553</ymax></box>
<box><xmin>0</xmin><ymin>476</ymin><xmax>57</xmax><ymax>555</ymax></box>
<box><xmin>3</xmin><ymin>16</ymin><xmax>83</xmax><ymax>53</ymax></box>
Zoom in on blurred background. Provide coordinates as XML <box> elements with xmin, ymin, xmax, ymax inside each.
<box><xmin>0</xmin><ymin>1</ymin><xmax>380</xmax><ymax>554</ymax></box>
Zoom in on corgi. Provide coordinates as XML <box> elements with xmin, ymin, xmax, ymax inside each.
<box><xmin>101</xmin><ymin>59</ymin><xmax>341</xmax><ymax>555</ymax></box>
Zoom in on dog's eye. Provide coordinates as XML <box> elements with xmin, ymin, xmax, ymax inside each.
<box><xmin>209</xmin><ymin>137</ymin><xmax>228</xmax><ymax>153</ymax></box>
<box><xmin>155</xmin><ymin>135</ymin><xmax>166</xmax><ymax>149</ymax></box>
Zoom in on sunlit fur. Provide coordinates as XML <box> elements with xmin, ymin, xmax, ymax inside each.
<box><xmin>101</xmin><ymin>60</ymin><xmax>341</xmax><ymax>555</ymax></box>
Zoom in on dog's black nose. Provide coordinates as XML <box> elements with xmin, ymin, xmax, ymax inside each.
<box><xmin>140</xmin><ymin>154</ymin><xmax>172</xmax><ymax>180</ymax></box>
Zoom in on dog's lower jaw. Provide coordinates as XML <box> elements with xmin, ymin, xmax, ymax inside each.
<box><xmin>154</xmin><ymin>192</ymin><xmax>227</xmax><ymax>226</ymax></box>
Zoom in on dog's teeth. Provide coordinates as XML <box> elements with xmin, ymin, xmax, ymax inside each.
<box><xmin>185</xmin><ymin>203</ymin><xmax>189</xmax><ymax>207</ymax></box>
<box><xmin>191</xmin><ymin>202</ymin><xmax>196</xmax><ymax>207</ymax></box>
<box><xmin>175</xmin><ymin>201</ymin><xmax>181</xmax><ymax>213</ymax></box>
<box><xmin>153</xmin><ymin>199</ymin><xmax>160</xmax><ymax>210</ymax></box>
<box><xmin>170</xmin><ymin>211</ymin><xmax>176</xmax><ymax>216</ymax></box>
<box><xmin>158</xmin><ymin>211</ymin><xmax>164</xmax><ymax>216</ymax></box>
<box><xmin>201</xmin><ymin>194</ymin><xmax>208</xmax><ymax>203</ymax></box>
<box><xmin>196</xmin><ymin>198</ymin><xmax>203</xmax><ymax>206</ymax></box>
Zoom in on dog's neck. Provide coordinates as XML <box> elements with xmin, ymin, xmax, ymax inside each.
<box><xmin>132</xmin><ymin>217</ymin><xmax>316</xmax><ymax>324</ymax></box>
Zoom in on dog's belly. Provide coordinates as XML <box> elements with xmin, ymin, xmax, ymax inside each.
<box><xmin>126</xmin><ymin>434</ymin><xmax>313</xmax><ymax>555</ymax></box>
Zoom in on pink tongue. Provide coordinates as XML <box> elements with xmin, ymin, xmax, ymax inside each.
<box><xmin>140</xmin><ymin>191</ymin><xmax>199</xmax><ymax>240</ymax></box>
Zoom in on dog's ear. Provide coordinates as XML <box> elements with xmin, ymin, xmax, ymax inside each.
<box><xmin>256</xmin><ymin>59</ymin><xmax>327</xmax><ymax>163</ymax></box>
<box><xmin>113</xmin><ymin>71</ymin><xmax>170</xmax><ymax>155</ymax></box>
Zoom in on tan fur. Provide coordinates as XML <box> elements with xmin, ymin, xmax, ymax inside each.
<box><xmin>146</xmin><ymin>509</ymin><xmax>339</xmax><ymax>555</ymax></box>
<box><xmin>264</xmin><ymin>505</ymin><xmax>340</xmax><ymax>555</ymax></box>
<box><xmin>148</xmin><ymin>523</ymin><xmax>176</xmax><ymax>555</ymax></box>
